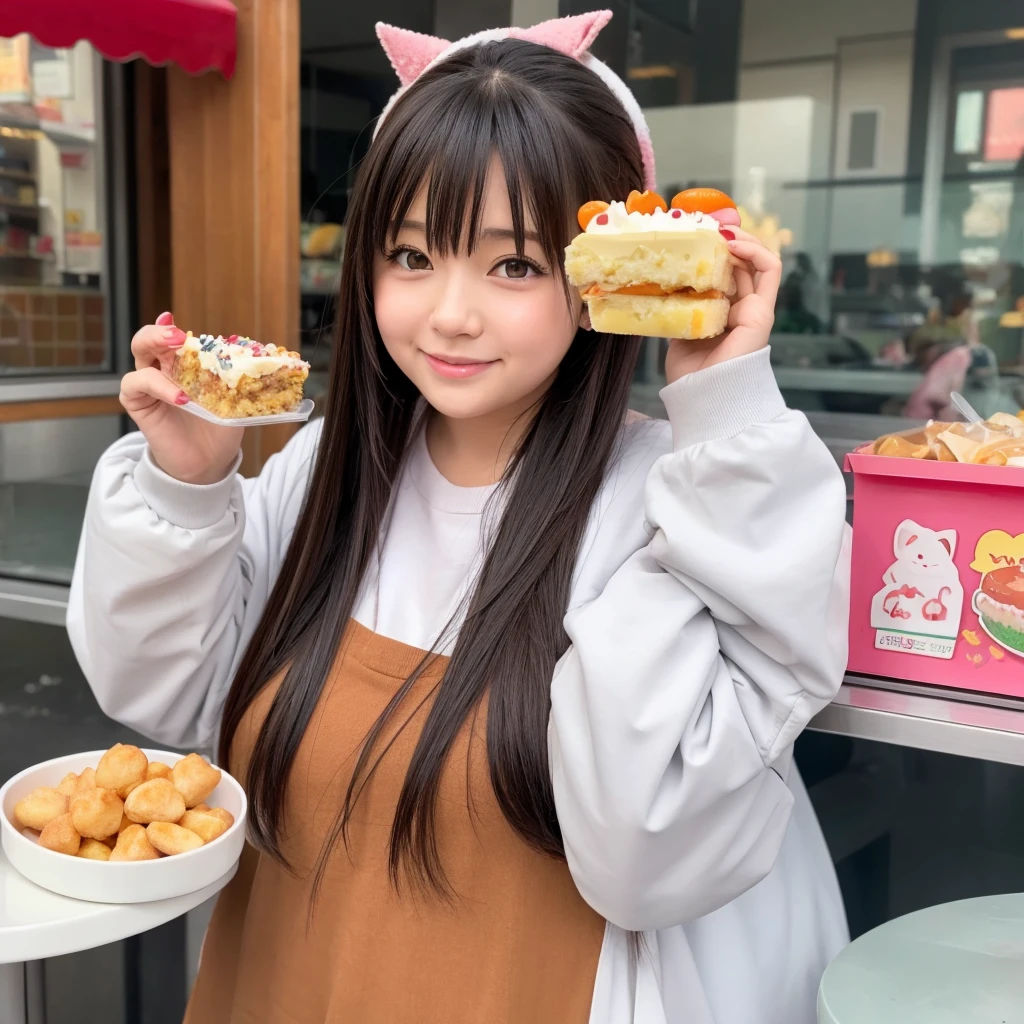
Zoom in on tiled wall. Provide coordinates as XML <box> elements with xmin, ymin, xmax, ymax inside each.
<box><xmin>0</xmin><ymin>286</ymin><xmax>106</xmax><ymax>369</ymax></box>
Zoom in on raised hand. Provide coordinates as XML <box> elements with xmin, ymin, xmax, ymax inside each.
<box><xmin>119</xmin><ymin>312</ymin><xmax>244</xmax><ymax>484</ymax></box>
<box><xmin>664</xmin><ymin>222</ymin><xmax>781</xmax><ymax>384</ymax></box>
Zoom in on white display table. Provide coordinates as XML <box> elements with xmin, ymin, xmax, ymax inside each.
<box><xmin>0</xmin><ymin>846</ymin><xmax>235</xmax><ymax>1024</ymax></box>
<box><xmin>818</xmin><ymin>893</ymin><xmax>1024</xmax><ymax>1023</ymax></box>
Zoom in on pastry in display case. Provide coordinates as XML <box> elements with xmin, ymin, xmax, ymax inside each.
<box><xmin>847</xmin><ymin>411</ymin><xmax>1024</xmax><ymax>699</ymax></box>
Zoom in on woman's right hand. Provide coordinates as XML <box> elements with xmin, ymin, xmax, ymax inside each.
<box><xmin>121</xmin><ymin>312</ymin><xmax>244</xmax><ymax>485</ymax></box>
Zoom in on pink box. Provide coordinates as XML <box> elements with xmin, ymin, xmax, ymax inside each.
<box><xmin>847</xmin><ymin>449</ymin><xmax>1024</xmax><ymax>699</ymax></box>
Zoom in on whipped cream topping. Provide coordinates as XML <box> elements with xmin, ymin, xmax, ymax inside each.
<box><xmin>184</xmin><ymin>332</ymin><xmax>310</xmax><ymax>389</ymax></box>
<box><xmin>585</xmin><ymin>201</ymin><xmax>721</xmax><ymax>235</ymax></box>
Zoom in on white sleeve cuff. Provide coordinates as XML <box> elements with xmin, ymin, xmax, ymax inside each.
<box><xmin>659</xmin><ymin>347</ymin><xmax>786</xmax><ymax>449</ymax></box>
<box><xmin>133</xmin><ymin>447</ymin><xmax>243</xmax><ymax>530</ymax></box>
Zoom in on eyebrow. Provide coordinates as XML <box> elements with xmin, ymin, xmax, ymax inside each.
<box><xmin>398</xmin><ymin>219</ymin><xmax>541</xmax><ymax>244</ymax></box>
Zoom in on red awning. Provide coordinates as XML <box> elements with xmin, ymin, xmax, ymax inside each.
<box><xmin>0</xmin><ymin>0</ymin><xmax>236</xmax><ymax>79</ymax></box>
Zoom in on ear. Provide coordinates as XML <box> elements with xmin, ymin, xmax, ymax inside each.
<box><xmin>935</xmin><ymin>529</ymin><xmax>957</xmax><ymax>558</ymax></box>
<box><xmin>376</xmin><ymin>23</ymin><xmax>451</xmax><ymax>87</ymax></box>
<box><xmin>894</xmin><ymin>520</ymin><xmax>920</xmax><ymax>555</ymax></box>
<box><xmin>514</xmin><ymin>10</ymin><xmax>613</xmax><ymax>58</ymax></box>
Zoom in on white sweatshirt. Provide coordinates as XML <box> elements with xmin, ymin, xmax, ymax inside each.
<box><xmin>68</xmin><ymin>348</ymin><xmax>851</xmax><ymax>1024</ymax></box>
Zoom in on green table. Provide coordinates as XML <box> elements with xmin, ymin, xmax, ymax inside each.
<box><xmin>818</xmin><ymin>894</ymin><xmax>1024</xmax><ymax>1023</ymax></box>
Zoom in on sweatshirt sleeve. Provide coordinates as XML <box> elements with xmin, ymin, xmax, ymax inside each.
<box><xmin>66</xmin><ymin>421</ymin><xmax>321</xmax><ymax>751</ymax></box>
<box><xmin>549</xmin><ymin>348</ymin><xmax>850</xmax><ymax>932</ymax></box>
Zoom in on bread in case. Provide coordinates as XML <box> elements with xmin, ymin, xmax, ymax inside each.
<box><xmin>564</xmin><ymin>190</ymin><xmax>735</xmax><ymax>339</ymax></box>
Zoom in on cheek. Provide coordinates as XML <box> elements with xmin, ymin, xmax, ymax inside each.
<box><xmin>496</xmin><ymin>286</ymin><xmax>577</xmax><ymax>370</ymax></box>
<box><xmin>373</xmin><ymin>274</ymin><xmax>419</xmax><ymax>348</ymax></box>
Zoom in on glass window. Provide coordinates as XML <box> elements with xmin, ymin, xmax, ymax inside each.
<box><xmin>298</xmin><ymin>1</ymin><xmax>433</xmax><ymax>406</ymax></box>
<box><xmin>620</xmin><ymin>3</ymin><xmax>1024</xmax><ymax>457</ymax></box>
<box><xmin>0</xmin><ymin>36</ymin><xmax>108</xmax><ymax>375</ymax></box>
<box><xmin>0</xmin><ymin>414</ymin><xmax>121</xmax><ymax>584</ymax></box>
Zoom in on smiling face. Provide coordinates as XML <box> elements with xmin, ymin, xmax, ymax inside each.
<box><xmin>373</xmin><ymin>154</ymin><xmax>582</xmax><ymax>424</ymax></box>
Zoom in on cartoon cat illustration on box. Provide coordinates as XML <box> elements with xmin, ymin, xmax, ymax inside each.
<box><xmin>870</xmin><ymin>520</ymin><xmax>964</xmax><ymax>653</ymax></box>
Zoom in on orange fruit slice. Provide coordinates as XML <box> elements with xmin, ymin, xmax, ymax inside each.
<box><xmin>671</xmin><ymin>188</ymin><xmax>737</xmax><ymax>214</ymax></box>
<box><xmin>625</xmin><ymin>190</ymin><xmax>667</xmax><ymax>215</ymax></box>
<box><xmin>577</xmin><ymin>200</ymin><xmax>610</xmax><ymax>230</ymax></box>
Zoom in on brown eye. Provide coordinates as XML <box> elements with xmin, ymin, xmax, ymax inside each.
<box><xmin>497</xmin><ymin>259</ymin><xmax>535</xmax><ymax>279</ymax></box>
<box><xmin>396</xmin><ymin>249</ymin><xmax>432</xmax><ymax>271</ymax></box>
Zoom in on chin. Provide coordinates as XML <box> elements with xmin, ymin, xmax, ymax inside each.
<box><xmin>419</xmin><ymin>384</ymin><xmax>504</xmax><ymax>420</ymax></box>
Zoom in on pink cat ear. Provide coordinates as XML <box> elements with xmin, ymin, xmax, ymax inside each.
<box><xmin>376</xmin><ymin>23</ymin><xmax>451</xmax><ymax>87</ymax></box>
<box><xmin>514</xmin><ymin>10</ymin><xmax>613</xmax><ymax>58</ymax></box>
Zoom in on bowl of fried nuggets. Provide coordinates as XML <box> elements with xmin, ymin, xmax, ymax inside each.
<box><xmin>0</xmin><ymin>745</ymin><xmax>247</xmax><ymax>904</ymax></box>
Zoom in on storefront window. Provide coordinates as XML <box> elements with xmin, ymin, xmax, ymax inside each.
<box><xmin>298</xmin><ymin>1</ymin><xmax>433</xmax><ymax>403</ymax></box>
<box><xmin>620</xmin><ymin>2</ymin><xmax>1024</xmax><ymax>451</ymax></box>
<box><xmin>0</xmin><ymin>36</ymin><xmax>108</xmax><ymax>375</ymax></box>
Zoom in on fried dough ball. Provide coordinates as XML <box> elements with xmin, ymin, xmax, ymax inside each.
<box><xmin>178</xmin><ymin>807</ymin><xmax>233</xmax><ymax>844</ymax></box>
<box><xmin>77</xmin><ymin>838</ymin><xmax>112</xmax><ymax>861</ymax></box>
<box><xmin>145</xmin><ymin>761</ymin><xmax>173</xmax><ymax>782</ymax></box>
<box><xmin>124</xmin><ymin>779</ymin><xmax>185</xmax><ymax>825</ymax></box>
<box><xmin>171</xmin><ymin>754</ymin><xmax>221</xmax><ymax>809</ymax></box>
<box><xmin>70</xmin><ymin>787</ymin><xmax>124</xmax><ymax>840</ymax></box>
<box><xmin>147</xmin><ymin>822</ymin><xmax>204</xmax><ymax>856</ymax></box>
<box><xmin>15</xmin><ymin>787</ymin><xmax>68</xmax><ymax>831</ymax></box>
<box><xmin>96</xmin><ymin>744</ymin><xmax>148</xmax><ymax>799</ymax></box>
<box><xmin>205</xmin><ymin>807</ymin><xmax>234</xmax><ymax>830</ymax></box>
<box><xmin>117</xmin><ymin>811</ymin><xmax>133</xmax><ymax>834</ymax></box>
<box><xmin>72</xmin><ymin>767</ymin><xmax>97</xmax><ymax>799</ymax></box>
<box><xmin>39</xmin><ymin>812</ymin><xmax>81</xmax><ymax>856</ymax></box>
<box><xmin>57</xmin><ymin>772</ymin><xmax>79</xmax><ymax>799</ymax></box>
<box><xmin>109</xmin><ymin>824</ymin><xmax>161</xmax><ymax>861</ymax></box>
<box><xmin>102</xmin><ymin>834</ymin><xmax>118</xmax><ymax>849</ymax></box>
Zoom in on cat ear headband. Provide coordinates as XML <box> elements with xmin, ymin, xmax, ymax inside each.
<box><xmin>373</xmin><ymin>11</ymin><xmax>657</xmax><ymax>191</ymax></box>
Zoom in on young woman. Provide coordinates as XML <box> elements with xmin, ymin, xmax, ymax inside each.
<box><xmin>68</xmin><ymin>16</ymin><xmax>850</xmax><ymax>1024</ymax></box>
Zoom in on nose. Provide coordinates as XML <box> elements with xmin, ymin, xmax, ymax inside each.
<box><xmin>428</xmin><ymin>268</ymin><xmax>484</xmax><ymax>341</ymax></box>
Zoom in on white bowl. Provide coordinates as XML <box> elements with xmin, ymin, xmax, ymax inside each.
<box><xmin>0</xmin><ymin>749</ymin><xmax>247</xmax><ymax>904</ymax></box>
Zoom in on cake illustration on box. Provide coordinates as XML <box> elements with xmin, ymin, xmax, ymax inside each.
<box><xmin>974</xmin><ymin>567</ymin><xmax>1024</xmax><ymax>655</ymax></box>
<box><xmin>970</xmin><ymin>531</ymin><xmax>1024</xmax><ymax>658</ymax></box>
<box><xmin>869</xmin><ymin>519</ymin><xmax>964</xmax><ymax>659</ymax></box>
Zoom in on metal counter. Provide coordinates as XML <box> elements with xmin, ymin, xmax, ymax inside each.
<box><xmin>810</xmin><ymin>676</ymin><xmax>1024</xmax><ymax>767</ymax></box>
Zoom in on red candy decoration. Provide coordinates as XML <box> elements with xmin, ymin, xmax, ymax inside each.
<box><xmin>671</xmin><ymin>209</ymin><xmax>681</xmax><ymax>218</ymax></box>
<box><xmin>595</xmin><ymin>213</ymin><xmax>609</xmax><ymax>225</ymax></box>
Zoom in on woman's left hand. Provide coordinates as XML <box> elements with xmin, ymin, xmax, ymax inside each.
<box><xmin>664</xmin><ymin>226</ymin><xmax>781</xmax><ymax>385</ymax></box>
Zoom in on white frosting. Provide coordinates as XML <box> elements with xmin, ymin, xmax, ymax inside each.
<box><xmin>585</xmin><ymin>201</ymin><xmax>721</xmax><ymax>234</ymax></box>
<box><xmin>184</xmin><ymin>332</ymin><xmax>309</xmax><ymax>390</ymax></box>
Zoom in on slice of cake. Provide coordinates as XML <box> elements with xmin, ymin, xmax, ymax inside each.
<box><xmin>564</xmin><ymin>189</ymin><xmax>735</xmax><ymax>339</ymax></box>
<box><xmin>172</xmin><ymin>333</ymin><xmax>310</xmax><ymax>419</ymax></box>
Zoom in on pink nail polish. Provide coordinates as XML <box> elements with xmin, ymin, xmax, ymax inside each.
<box><xmin>175</xmin><ymin>392</ymin><xmax>190</xmax><ymax>405</ymax></box>
<box><xmin>719</xmin><ymin>229</ymin><xmax>735</xmax><ymax>241</ymax></box>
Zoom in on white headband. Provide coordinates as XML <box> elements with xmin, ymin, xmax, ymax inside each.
<box><xmin>373</xmin><ymin>11</ymin><xmax>657</xmax><ymax>191</ymax></box>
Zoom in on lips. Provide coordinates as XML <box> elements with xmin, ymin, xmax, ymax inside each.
<box><xmin>423</xmin><ymin>352</ymin><xmax>497</xmax><ymax>380</ymax></box>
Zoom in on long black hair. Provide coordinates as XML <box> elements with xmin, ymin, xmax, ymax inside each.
<box><xmin>219</xmin><ymin>39</ymin><xmax>646</xmax><ymax>896</ymax></box>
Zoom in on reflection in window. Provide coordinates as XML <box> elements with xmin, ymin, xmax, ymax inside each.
<box><xmin>617</xmin><ymin>2</ymin><xmax>1024</xmax><ymax>438</ymax></box>
<box><xmin>0</xmin><ymin>36</ymin><xmax>107</xmax><ymax>374</ymax></box>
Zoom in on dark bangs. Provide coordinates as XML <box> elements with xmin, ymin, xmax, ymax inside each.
<box><xmin>368</xmin><ymin>40</ymin><xmax>631</xmax><ymax>273</ymax></box>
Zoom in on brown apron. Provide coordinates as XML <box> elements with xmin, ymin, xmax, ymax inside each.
<box><xmin>184</xmin><ymin>619</ymin><xmax>606</xmax><ymax>1023</ymax></box>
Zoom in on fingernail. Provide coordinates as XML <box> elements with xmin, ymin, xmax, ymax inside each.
<box><xmin>719</xmin><ymin>229</ymin><xmax>735</xmax><ymax>240</ymax></box>
<box><xmin>161</xmin><ymin>328</ymin><xmax>184</xmax><ymax>346</ymax></box>
<box><xmin>155</xmin><ymin>311</ymin><xmax>174</xmax><ymax>326</ymax></box>
<box><xmin>175</xmin><ymin>392</ymin><xmax>190</xmax><ymax>405</ymax></box>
